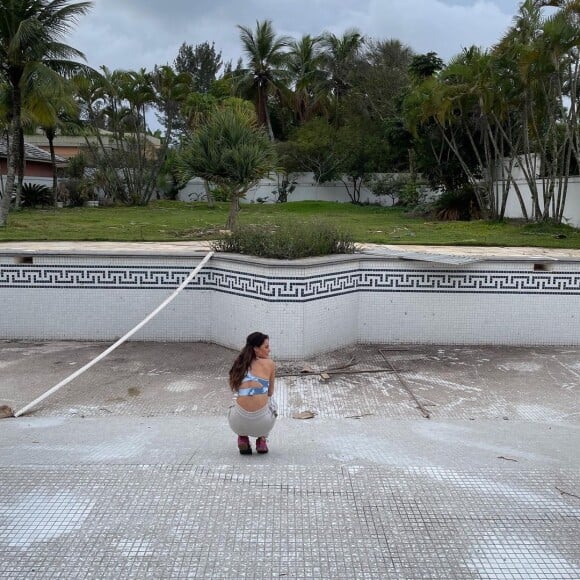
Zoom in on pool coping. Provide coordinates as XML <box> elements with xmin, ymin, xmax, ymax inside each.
<box><xmin>1</xmin><ymin>241</ymin><xmax>580</xmax><ymax>264</ymax></box>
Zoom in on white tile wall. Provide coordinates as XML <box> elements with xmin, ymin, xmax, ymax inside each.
<box><xmin>357</xmin><ymin>292</ymin><xmax>579</xmax><ymax>346</ymax></box>
<box><xmin>1</xmin><ymin>253</ymin><xmax>579</xmax><ymax>358</ymax></box>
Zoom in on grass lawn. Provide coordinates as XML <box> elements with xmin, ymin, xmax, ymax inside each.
<box><xmin>0</xmin><ymin>200</ymin><xmax>579</xmax><ymax>248</ymax></box>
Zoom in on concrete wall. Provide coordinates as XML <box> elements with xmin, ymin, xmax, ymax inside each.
<box><xmin>1</xmin><ymin>252</ymin><xmax>578</xmax><ymax>358</ymax></box>
<box><xmin>178</xmin><ymin>173</ymin><xmax>404</xmax><ymax>206</ymax></box>
<box><xmin>498</xmin><ymin>177</ymin><xmax>580</xmax><ymax>228</ymax></box>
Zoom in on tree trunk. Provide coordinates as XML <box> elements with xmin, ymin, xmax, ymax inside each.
<box><xmin>226</xmin><ymin>193</ymin><xmax>241</xmax><ymax>229</ymax></box>
<box><xmin>141</xmin><ymin>104</ymin><xmax>174</xmax><ymax>206</ymax></box>
<box><xmin>15</xmin><ymin>128</ymin><xmax>25</xmax><ymax>209</ymax></box>
<box><xmin>257</xmin><ymin>86</ymin><xmax>274</xmax><ymax>141</ymax></box>
<box><xmin>203</xmin><ymin>179</ymin><xmax>215</xmax><ymax>208</ymax></box>
<box><xmin>47</xmin><ymin>130</ymin><xmax>59</xmax><ymax>207</ymax></box>
<box><xmin>0</xmin><ymin>114</ymin><xmax>20</xmax><ymax>226</ymax></box>
<box><xmin>340</xmin><ymin>178</ymin><xmax>355</xmax><ymax>203</ymax></box>
<box><xmin>437</xmin><ymin>120</ymin><xmax>489</xmax><ymax>218</ymax></box>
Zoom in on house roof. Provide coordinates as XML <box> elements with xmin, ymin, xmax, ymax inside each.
<box><xmin>0</xmin><ymin>138</ymin><xmax>67</xmax><ymax>165</ymax></box>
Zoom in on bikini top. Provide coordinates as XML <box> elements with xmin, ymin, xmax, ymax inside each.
<box><xmin>237</xmin><ymin>371</ymin><xmax>270</xmax><ymax>396</ymax></box>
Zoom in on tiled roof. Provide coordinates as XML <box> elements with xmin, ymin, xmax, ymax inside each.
<box><xmin>0</xmin><ymin>138</ymin><xmax>67</xmax><ymax>164</ymax></box>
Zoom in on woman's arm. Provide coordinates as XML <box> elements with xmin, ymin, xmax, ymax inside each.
<box><xmin>268</xmin><ymin>361</ymin><xmax>276</xmax><ymax>397</ymax></box>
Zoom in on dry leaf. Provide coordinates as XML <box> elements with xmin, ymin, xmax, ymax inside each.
<box><xmin>292</xmin><ymin>410</ymin><xmax>317</xmax><ymax>420</ymax></box>
<box><xmin>319</xmin><ymin>372</ymin><xmax>330</xmax><ymax>380</ymax></box>
<box><xmin>0</xmin><ymin>405</ymin><xmax>15</xmax><ymax>419</ymax></box>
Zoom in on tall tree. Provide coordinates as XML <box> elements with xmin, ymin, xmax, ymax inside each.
<box><xmin>174</xmin><ymin>41</ymin><xmax>223</xmax><ymax>94</ymax></box>
<box><xmin>320</xmin><ymin>29</ymin><xmax>364</xmax><ymax>125</ymax></box>
<box><xmin>408</xmin><ymin>52</ymin><xmax>444</xmax><ymax>80</ymax></box>
<box><xmin>0</xmin><ymin>0</ymin><xmax>92</xmax><ymax>226</ymax></box>
<box><xmin>352</xmin><ymin>39</ymin><xmax>414</xmax><ymax>123</ymax></box>
<box><xmin>24</xmin><ymin>78</ymin><xmax>79</xmax><ymax>205</ymax></box>
<box><xmin>234</xmin><ymin>20</ymin><xmax>291</xmax><ymax>140</ymax></box>
<box><xmin>285</xmin><ymin>34</ymin><xmax>328</xmax><ymax>125</ymax></box>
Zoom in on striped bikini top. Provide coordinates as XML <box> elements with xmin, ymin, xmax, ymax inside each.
<box><xmin>237</xmin><ymin>371</ymin><xmax>270</xmax><ymax>396</ymax></box>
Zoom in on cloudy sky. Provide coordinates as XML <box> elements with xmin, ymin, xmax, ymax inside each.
<box><xmin>68</xmin><ymin>0</ymin><xmax>522</xmax><ymax>73</ymax></box>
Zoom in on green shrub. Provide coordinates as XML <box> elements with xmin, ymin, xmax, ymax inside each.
<box><xmin>66</xmin><ymin>153</ymin><xmax>87</xmax><ymax>179</ymax></box>
<box><xmin>60</xmin><ymin>179</ymin><xmax>89</xmax><ymax>207</ymax></box>
<box><xmin>433</xmin><ymin>187</ymin><xmax>480</xmax><ymax>221</ymax></box>
<box><xmin>212</xmin><ymin>221</ymin><xmax>355</xmax><ymax>259</ymax></box>
<box><xmin>210</xmin><ymin>185</ymin><xmax>230</xmax><ymax>202</ymax></box>
<box><xmin>20</xmin><ymin>183</ymin><xmax>53</xmax><ymax>207</ymax></box>
<box><xmin>398</xmin><ymin>178</ymin><xmax>429</xmax><ymax>208</ymax></box>
<box><xmin>367</xmin><ymin>175</ymin><xmax>404</xmax><ymax>205</ymax></box>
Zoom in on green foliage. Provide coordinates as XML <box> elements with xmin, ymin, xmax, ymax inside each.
<box><xmin>397</xmin><ymin>178</ymin><xmax>429</xmax><ymax>209</ymax></box>
<box><xmin>156</xmin><ymin>149</ymin><xmax>183</xmax><ymax>200</ymax></box>
<box><xmin>212</xmin><ymin>221</ymin><xmax>355</xmax><ymax>259</ymax></box>
<box><xmin>409</xmin><ymin>52</ymin><xmax>444</xmax><ymax>80</ymax></box>
<box><xmin>271</xmin><ymin>172</ymin><xmax>297</xmax><ymax>203</ymax></box>
<box><xmin>178</xmin><ymin>108</ymin><xmax>275</xmax><ymax>193</ymax></box>
<box><xmin>60</xmin><ymin>154</ymin><xmax>94</xmax><ymax>206</ymax></box>
<box><xmin>380</xmin><ymin>118</ymin><xmax>415</xmax><ymax>171</ymax></box>
<box><xmin>178</xmin><ymin>106</ymin><xmax>277</xmax><ymax>228</ymax></box>
<box><xmin>66</xmin><ymin>153</ymin><xmax>88</xmax><ymax>179</ymax></box>
<box><xmin>20</xmin><ymin>184</ymin><xmax>53</xmax><ymax>208</ymax></box>
<box><xmin>280</xmin><ymin>117</ymin><xmax>390</xmax><ymax>203</ymax></box>
<box><xmin>209</xmin><ymin>76</ymin><xmax>234</xmax><ymax>99</ymax></box>
<box><xmin>333</xmin><ymin>120</ymin><xmax>391</xmax><ymax>202</ymax></box>
<box><xmin>174</xmin><ymin>41</ymin><xmax>223</xmax><ymax>94</ymax></box>
<box><xmin>368</xmin><ymin>174</ymin><xmax>429</xmax><ymax>209</ymax></box>
<box><xmin>278</xmin><ymin>118</ymin><xmax>341</xmax><ymax>182</ymax></box>
<box><xmin>59</xmin><ymin>178</ymin><xmax>94</xmax><ymax>207</ymax></box>
<box><xmin>433</xmin><ymin>187</ymin><xmax>480</xmax><ymax>221</ymax></box>
<box><xmin>348</xmin><ymin>39</ymin><xmax>413</xmax><ymax>125</ymax></box>
<box><xmin>74</xmin><ymin>65</ymin><xmax>188</xmax><ymax>206</ymax></box>
<box><xmin>210</xmin><ymin>186</ymin><xmax>230</xmax><ymax>202</ymax></box>
<box><xmin>234</xmin><ymin>20</ymin><xmax>291</xmax><ymax>139</ymax></box>
<box><xmin>367</xmin><ymin>175</ymin><xmax>405</xmax><ymax>205</ymax></box>
<box><xmin>0</xmin><ymin>0</ymin><xmax>93</xmax><ymax>226</ymax></box>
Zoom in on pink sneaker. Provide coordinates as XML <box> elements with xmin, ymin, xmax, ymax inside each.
<box><xmin>256</xmin><ymin>437</ymin><xmax>268</xmax><ymax>454</ymax></box>
<box><xmin>238</xmin><ymin>436</ymin><xmax>252</xmax><ymax>455</ymax></box>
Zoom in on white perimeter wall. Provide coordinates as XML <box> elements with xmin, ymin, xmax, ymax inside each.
<box><xmin>178</xmin><ymin>174</ymin><xmax>404</xmax><ymax>206</ymax></box>
<box><xmin>499</xmin><ymin>177</ymin><xmax>580</xmax><ymax>228</ymax></box>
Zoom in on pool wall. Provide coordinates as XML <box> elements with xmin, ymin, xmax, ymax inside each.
<box><xmin>1</xmin><ymin>252</ymin><xmax>579</xmax><ymax>358</ymax></box>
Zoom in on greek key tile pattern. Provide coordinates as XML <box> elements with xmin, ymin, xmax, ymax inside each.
<box><xmin>1</xmin><ymin>265</ymin><xmax>579</xmax><ymax>301</ymax></box>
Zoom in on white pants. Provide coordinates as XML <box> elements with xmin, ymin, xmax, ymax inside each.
<box><xmin>227</xmin><ymin>398</ymin><xmax>278</xmax><ymax>438</ymax></box>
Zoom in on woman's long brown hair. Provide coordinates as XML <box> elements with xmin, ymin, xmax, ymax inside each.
<box><xmin>229</xmin><ymin>332</ymin><xmax>268</xmax><ymax>391</ymax></box>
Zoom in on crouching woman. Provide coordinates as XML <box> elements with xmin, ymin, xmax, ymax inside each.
<box><xmin>227</xmin><ymin>332</ymin><xmax>277</xmax><ymax>454</ymax></box>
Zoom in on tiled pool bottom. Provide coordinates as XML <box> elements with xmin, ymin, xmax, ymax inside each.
<box><xmin>2</xmin><ymin>341</ymin><xmax>579</xmax><ymax>423</ymax></box>
<box><xmin>1</xmin><ymin>463</ymin><xmax>579</xmax><ymax>579</ymax></box>
<box><xmin>0</xmin><ymin>244</ymin><xmax>579</xmax><ymax>358</ymax></box>
<box><xmin>1</xmin><ymin>340</ymin><xmax>579</xmax><ymax>579</ymax></box>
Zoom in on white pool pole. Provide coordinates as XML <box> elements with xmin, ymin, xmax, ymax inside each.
<box><xmin>14</xmin><ymin>251</ymin><xmax>214</xmax><ymax>418</ymax></box>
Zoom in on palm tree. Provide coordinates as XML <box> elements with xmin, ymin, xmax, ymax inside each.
<box><xmin>24</xmin><ymin>78</ymin><xmax>79</xmax><ymax>205</ymax></box>
<box><xmin>234</xmin><ymin>20</ymin><xmax>291</xmax><ymax>141</ymax></box>
<box><xmin>286</xmin><ymin>35</ymin><xmax>328</xmax><ymax>124</ymax></box>
<box><xmin>320</xmin><ymin>29</ymin><xmax>364</xmax><ymax>125</ymax></box>
<box><xmin>0</xmin><ymin>0</ymin><xmax>92</xmax><ymax>226</ymax></box>
<box><xmin>178</xmin><ymin>105</ymin><xmax>276</xmax><ymax>229</ymax></box>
